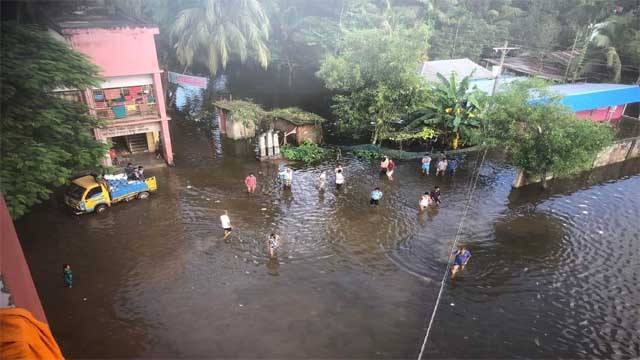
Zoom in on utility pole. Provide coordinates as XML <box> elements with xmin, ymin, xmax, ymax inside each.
<box><xmin>564</xmin><ymin>29</ymin><xmax>582</xmax><ymax>82</ymax></box>
<box><xmin>491</xmin><ymin>41</ymin><xmax>519</xmax><ymax>95</ymax></box>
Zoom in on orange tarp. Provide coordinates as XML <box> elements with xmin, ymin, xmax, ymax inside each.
<box><xmin>0</xmin><ymin>308</ymin><xmax>63</xmax><ymax>360</ymax></box>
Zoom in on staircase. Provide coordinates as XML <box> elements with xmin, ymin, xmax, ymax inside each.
<box><xmin>126</xmin><ymin>134</ymin><xmax>148</xmax><ymax>153</ymax></box>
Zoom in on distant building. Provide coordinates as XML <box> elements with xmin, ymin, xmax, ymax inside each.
<box><xmin>47</xmin><ymin>7</ymin><xmax>173</xmax><ymax>166</ymax></box>
<box><xmin>418</xmin><ymin>58</ymin><xmax>494</xmax><ymax>83</ymax></box>
<box><xmin>483</xmin><ymin>50</ymin><xmax>580</xmax><ymax>82</ymax></box>
<box><xmin>547</xmin><ymin>83</ymin><xmax>640</xmax><ymax>122</ymax></box>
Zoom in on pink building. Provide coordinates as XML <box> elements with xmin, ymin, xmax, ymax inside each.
<box><xmin>50</xmin><ymin>10</ymin><xmax>174</xmax><ymax>166</ymax></box>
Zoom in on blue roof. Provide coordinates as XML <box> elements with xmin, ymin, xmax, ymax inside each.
<box><xmin>547</xmin><ymin>83</ymin><xmax>640</xmax><ymax>112</ymax></box>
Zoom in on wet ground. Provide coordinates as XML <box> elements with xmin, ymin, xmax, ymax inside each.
<box><xmin>16</xmin><ymin>117</ymin><xmax>640</xmax><ymax>358</ymax></box>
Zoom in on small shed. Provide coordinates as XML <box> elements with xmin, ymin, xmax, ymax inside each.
<box><xmin>213</xmin><ymin>100</ymin><xmax>264</xmax><ymax>140</ymax></box>
<box><xmin>269</xmin><ymin>107</ymin><xmax>326</xmax><ymax>144</ymax></box>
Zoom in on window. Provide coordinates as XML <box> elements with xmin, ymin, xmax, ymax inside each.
<box><xmin>86</xmin><ymin>187</ymin><xmax>103</xmax><ymax>199</ymax></box>
<box><xmin>67</xmin><ymin>184</ymin><xmax>86</xmax><ymax>201</ymax></box>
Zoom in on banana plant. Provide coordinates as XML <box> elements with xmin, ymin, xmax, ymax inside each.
<box><xmin>404</xmin><ymin>71</ymin><xmax>486</xmax><ymax>148</ymax></box>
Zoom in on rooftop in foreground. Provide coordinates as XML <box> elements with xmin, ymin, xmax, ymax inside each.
<box><xmin>44</xmin><ymin>5</ymin><xmax>154</xmax><ymax>30</ymax></box>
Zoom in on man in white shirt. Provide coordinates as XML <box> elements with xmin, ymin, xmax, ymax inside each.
<box><xmin>220</xmin><ymin>210</ymin><xmax>232</xmax><ymax>241</ymax></box>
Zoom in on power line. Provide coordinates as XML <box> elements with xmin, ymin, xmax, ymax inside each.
<box><xmin>492</xmin><ymin>41</ymin><xmax>520</xmax><ymax>95</ymax></box>
<box><xmin>416</xmin><ymin>148</ymin><xmax>488</xmax><ymax>360</ymax></box>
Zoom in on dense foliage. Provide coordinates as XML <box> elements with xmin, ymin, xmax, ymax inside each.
<box><xmin>281</xmin><ymin>140</ymin><xmax>328</xmax><ymax>163</ymax></box>
<box><xmin>317</xmin><ymin>23</ymin><xmax>430</xmax><ymax>144</ymax></box>
<box><xmin>110</xmin><ymin>0</ymin><xmax>639</xmax><ymax>83</ymax></box>
<box><xmin>0</xmin><ymin>23</ymin><xmax>105</xmax><ymax>218</ymax></box>
<box><xmin>483</xmin><ymin>81</ymin><xmax>615</xmax><ymax>186</ymax></box>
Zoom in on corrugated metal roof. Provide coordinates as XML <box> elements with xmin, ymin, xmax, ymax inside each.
<box><xmin>546</xmin><ymin>83</ymin><xmax>637</xmax><ymax>95</ymax></box>
<box><xmin>484</xmin><ymin>50</ymin><xmax>580</xmax><ymax>82</ymax></box>
<box><xmin>419</xmin><ymin>58</ymin><xmax>494</xmax><ymax>82</ymax></box>
<box><xmin>551</xmin><ymin>83</ymin><xmax>640</xmax><ymax>112</ymax></box>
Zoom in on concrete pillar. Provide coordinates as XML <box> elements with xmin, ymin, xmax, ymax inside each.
<box><xmin>218</xmin><ymin>110</ymin><xmax>227</xmax><ymax>134</ymax></box>
<box><xmin>160</xmin><ymin>120</ymin><xmax>174</xmax><ymax>165</ymax></box>
<box><xmin>153</xmin><ymin>72</ymin><xmax>169</xmax><ymax>120</ymax></box>
<box><xmin>259</xmin><ymin>134</ymin><xmax>267</xmax><ymax>159</ymax></box>
<box><xmin>153</xmin><ymin>72</ymin><xmax>174</xmax><ymax>165</ymax></box>
<box><xmin>266</xmin><ymin>130</ymin><xmax>273</xmax><ymax>157</ymax></box>
<box><xmin>273</xmin><ymin>132</ymin><xmax>280</xmax><ymax>156</ymax></box>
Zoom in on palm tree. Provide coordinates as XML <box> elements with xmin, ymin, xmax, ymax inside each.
<box><xmin>581</xmin><ymin>13</ymin><xmax>640</xmax><ymax>83</ymax></box>
<box><xmin>171</xmin><ymin>0</ymin><xmax>270</xmax><ymax>75</ymax></box>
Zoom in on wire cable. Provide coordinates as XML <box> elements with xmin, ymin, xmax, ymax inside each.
<box><xmin>416</xmin><ymin>148</ymin><xmax>488</xmax><ymax>360</ymax></box>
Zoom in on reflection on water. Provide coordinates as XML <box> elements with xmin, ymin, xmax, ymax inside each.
<box><xmin>16</xmin><ymin>118</ymin><xmax>640</xmax><ymax>358</ymax></box>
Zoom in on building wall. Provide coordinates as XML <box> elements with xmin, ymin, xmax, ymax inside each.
<box><xmin>63</xmin><ymin>26</ymin><xmax>174</xmax><ymax>165</ymax></box>
<box><xmin>0</xmin><ymin>195</ymin><xmax>47</xmax><ymax>323</ymax></box>
<box><xmin>226</xmin><ymin>119</ymin><xmax>256</xmax><ymax>140</ymax></box>
<box><xmin>63</xmin><ymin>27</ymin><xmax>160</xmax><ymax>77</ymax></box>
<box><xmin>296</xmin><ymin>125</ymin><xmax>322</xmax><ymax>144</ymax></box>
<box><xmin>575</xmin><ymin>105</ymin><xmax>626</xmax><ymax>122</ymax></box>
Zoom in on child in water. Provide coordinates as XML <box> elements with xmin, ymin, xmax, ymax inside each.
<box><xmin>319</xmin><ymin>171</ymin><xmax>327</xmax><ymax>190</ymax></box>
<box><xmin>370</xmin><ymin>187</ymin><xmax>383</xmax><ymax>205</ymax></box>
<box><xmin>335</xmin><ymin>169</ymin><xmax>345</xmax><ymax>189</ymax></box>
<box><xmin>451</xmin><ymin>247</ymin><xmax>472</xmax><ymax>279</ymax></box>
<box><xmin>419</xmin><ymin>192</ymin><xmax>431</xmax><ymax>210</ymax></box>
<box><xmin>63</xmin><ymin>264</ymin><xmax>73</xmax><ymax>288</ymax></box>
<box><xmin>268</xmin><ymin>233</ymin><xmax>280</xmax><ymax>258</ymax></box>
<box><xmin>421</xmin><ymin>154</ymin><xmax>432</xmax><ymax>175</ymax></box>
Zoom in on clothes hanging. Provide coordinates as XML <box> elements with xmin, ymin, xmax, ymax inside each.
<box><xmin>104</xmin><ymin>88</ymin><xmax>122</xmax><ymax>100</ymax></box>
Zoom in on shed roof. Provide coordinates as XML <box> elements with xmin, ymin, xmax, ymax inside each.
<box><xmin>419</xmin><ymin>58</ymin><xmax>494</xmax><ymax>82</ymax></box>
<box><xmin>269</xmin><ymin>108</ymin><xmax>326</xmax><ymax>126</ymax></box>
<box><xmin>548</xmin><ymin>83</ymin><xmax>640</xmax><ymax>112</ymax></box>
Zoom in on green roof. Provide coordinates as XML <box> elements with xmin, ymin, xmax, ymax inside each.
<box><xmin>213</xmin><ymin>100</ymin><xmax>266</xmax><ymax>124</ymax></box>
<box><xmin>213</xmin><ymin>101</ymin><xmax>326</xmax><ymax>126</ymax></box>
<box><xmin>269</xmin><ymin>107</ymin><xmax>326</xmax><ymax>126</ymax></box>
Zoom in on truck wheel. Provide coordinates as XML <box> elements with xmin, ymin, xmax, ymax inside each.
<box><xmin>95</xmin><ymin>204</ymin><xmax>108</xmax><ymax>214</ymax></box>
<box><xmin>137</xmin><ymin>191</ymin><xmax>150</xmax><ymax>199</ymax></box>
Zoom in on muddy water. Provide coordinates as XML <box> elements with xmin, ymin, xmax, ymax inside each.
<box><xmin>16</xmin><ymin>118</ymin><xmax>640</xmax><ymax>358</ymax></box>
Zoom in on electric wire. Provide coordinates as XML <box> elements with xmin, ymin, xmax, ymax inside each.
<box><xmin>416</xmin><ymin>148</ymin><xmax>488</xmax><ymax>360</ymax></box>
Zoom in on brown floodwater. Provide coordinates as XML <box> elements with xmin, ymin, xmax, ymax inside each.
<box><xmin>16</xmin><ymin>118</ymin><xmax>640</xmax><ymax>358</ymax></box>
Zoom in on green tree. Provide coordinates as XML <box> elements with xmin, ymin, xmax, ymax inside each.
<box><xmin>0</xmin><ymin>22</ymin><xmax>106</xmax><ymax>218</ymax></box>
<box><xmin>317</xmin><ymin>23</ymin><xmax>430</xmax><ymax>144</ymax></box>
<box><xmin>484</xmin><ymin>81</ymin><xmax>614</xmax><ymax>188</ymax></box>
<box><xmin>170</xmin><ymin>0</ymin><xmax>270</xmax><ymax>75</ymax></box>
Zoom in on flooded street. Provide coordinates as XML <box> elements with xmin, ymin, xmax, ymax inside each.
<box><xmin>16</xmin><ymin>117</ymin><xmax>640</xmax><ymax>358</ymax></box>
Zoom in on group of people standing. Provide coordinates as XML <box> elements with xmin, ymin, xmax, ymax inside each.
<box><xmin>227</xmin><ymin>154</ymin><xmax>471</xmax><ymax>278</ymax></box>
<box><xmin>421</xmin><ymin>153</ymin><xmax>458</xmax><ymax>176</ymax></box>
<box><xmin>124</xmin><ymin>163</ymin><xmax>145</xmax><ymax>181</ymax></box>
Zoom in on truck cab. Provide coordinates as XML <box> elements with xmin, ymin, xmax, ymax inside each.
<box><xmin>65</xmin><ymin>176</ymin><xmax>110</xmax><ymax>214</ymax></box>
<box><xmin>65</xmin><ymin>174</ymin><xmax>157</xmax><ymax>214</ymax></box>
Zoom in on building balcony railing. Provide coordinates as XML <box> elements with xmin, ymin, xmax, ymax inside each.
<box><xmin>95</xmin><ymin>103</ymin><xmax>159</xmax><ymax>122</ymax></box>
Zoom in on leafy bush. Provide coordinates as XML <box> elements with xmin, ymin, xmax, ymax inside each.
<box><xmin>281</xmin><ymin>140</ymin><xmax>329</xmax><ymax>164</ymax></box>
<box><xmin>352</xmin><ymin>149</ymin><xmax>380</xmax><ymax>160</ymax></box>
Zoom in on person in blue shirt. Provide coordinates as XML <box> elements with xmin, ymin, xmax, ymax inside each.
<box><xmin>370</xmin><ymin>187</ymin><xmax>383</xmax><ymax>205</ymax></box>
<box><xmin>451</xmin><ymin>247</ymin><xmax>471</xmax><ymax>278</ymax></box>
<box><xmin>63</xmin><ymin>264</ymin><xmax>73</xmax><ymax>288</ymax></box>
<box><xmin>447</xmin><ymin>158</ymin><xmax>459</xmax><ymax>176</ymax></box>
